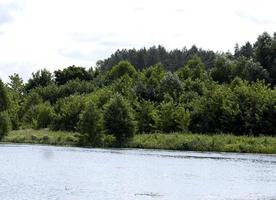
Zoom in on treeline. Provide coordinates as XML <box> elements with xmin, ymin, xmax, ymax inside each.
<box><xmin>98</xmin><ymin>32</ymin><xmax>276</xmax><ymax>85</ymax></box>
<box><xmin>0</xmin><ymin>32</ymin><xmax>275</xmax><ymax>146</ymax></box>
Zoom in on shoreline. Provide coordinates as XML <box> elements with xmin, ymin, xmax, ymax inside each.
<box><xmin>1</xmin><ymin>143</ymin><xmax>276</xmax><ymax>158</ymax></box>
<box><xmin>2</xmin><ymin>129</ymin><xmax>276</xmax><ymax>154</ymax></box>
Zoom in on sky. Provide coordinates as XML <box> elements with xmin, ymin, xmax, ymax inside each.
<box><xmin>0</xmin><ymin>0</ymin><xmax>275</xmax><ymax>82</ymax></box>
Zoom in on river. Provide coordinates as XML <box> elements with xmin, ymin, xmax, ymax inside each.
<box><xmin>0</xmin><ymin>144</ymin><xmax>275</xmax><ymax>200</ymax></box>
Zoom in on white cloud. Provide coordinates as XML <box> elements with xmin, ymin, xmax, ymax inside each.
<box><xmin>0</xmin><ymin>0</ymin><xmax>275</xmax><ymax>82</ymax></box>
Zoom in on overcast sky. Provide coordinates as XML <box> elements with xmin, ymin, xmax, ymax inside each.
<box><xmin>0</xmin><ymin>0</ymin><xmax>275</xmax><ymax>82</ymax></box>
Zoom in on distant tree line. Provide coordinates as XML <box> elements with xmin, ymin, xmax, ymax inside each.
<box><xmin>0</xmin><ymin>32</ymin><xmax>275</xmax><ymax>146</ymax></box>
<box><xmin>97</xmin><ymin>45</ymin><xmax>217</xmax><ymax>72</ymax></box>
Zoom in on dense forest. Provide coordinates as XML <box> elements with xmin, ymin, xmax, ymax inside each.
<box><xmin>0</xmin><ymin>32</ymin><xmax>275</xmax><ymax>146</ymax></box>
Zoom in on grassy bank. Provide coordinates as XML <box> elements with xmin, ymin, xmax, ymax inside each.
<box><xmin>2</xmin><ymin>129</ymin><xmax>276</xmax><ymax>154</ymax></box>
<box><xmin>2</xmin><ymin>129</ymin><xmax>80</xmax><ymax>146</ymax></box>
<box><xmin>128</xmin><ymin>133</ymin><xmax>276</xmax><ymax>154</ymax></box>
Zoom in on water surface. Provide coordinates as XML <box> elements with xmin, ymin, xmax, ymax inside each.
<box><xmin>0</xmin><ymin>144</ymin><xmax>275</xmax><ymax>200</ymax></box>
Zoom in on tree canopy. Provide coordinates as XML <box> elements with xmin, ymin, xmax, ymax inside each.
<box><xmin>0</xmin><ymin>32</ymin><xmax>276</xmax><ymax>146</ymax></box>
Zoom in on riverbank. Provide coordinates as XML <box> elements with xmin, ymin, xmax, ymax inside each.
<box><xmin>2</xmin><ymin>129</ymin><xmax>276</xmax><ymax>154</ymax></box>
<box><xmin>2</xmin><ymin>129</ymin><xmax>80</xmax><ymax>146</ymax></box>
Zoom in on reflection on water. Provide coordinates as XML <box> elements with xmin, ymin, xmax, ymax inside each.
<box><xmin>0</xmin><ymin>144</ymin><xmax>275</xmax><ymax>200</ymax></box>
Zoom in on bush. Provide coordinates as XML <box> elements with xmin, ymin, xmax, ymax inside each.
<box><xmin>25</xmin><ymin>69</ymin><xmax>53</xmax><ymax>92</ymax></box>
<box><xmin>135</xmin><ymin>64</ymin><xmax>165</xmax><ymax>102</ymax></box>
<box><xmin>136</xmin><ymin>100</ymin><xmax>158</xmax><ymax>133</ymax></box>
<box><xmin>0</xmin><ymin>79</ymin><xmax>9</xmax><ymax>112</ymax></box>
<box><xmin>108</xmin><ymin>61</ymin><xmax>137</xmax><ymax>81</ymax></box>
<box><xmin>36</xmin><ymin>102</ymin><xmax>54</xmax><ymax>129</ymax></box>
<box><xmin>232</xmin><ymin>80</ymin><xmax>276</xmax><ymax>136</ymax></box>
<box><xmin>88</xmin><ymin>87</ymin><xmax>114</xmax><ymax>109</ymax></box>
<box><xmin>177</xmin><ymin>56</ymin><xmax>206</xmax><ymax>81</ymax></box>
<box><xmin>157</xmin><ymin>97</ymin><xmax>190</xmax><ymax>133</ymax></box>
<box><xmin>103</xmin><ymin>94</ymin><xmax>136</xmax><ymax>146</ymax></box>
<box><xmin>0</xmin><ymin>112</ymin><xmax>11</xmax><ymax>140</ymax></box>
<box><xmin>34</xmin><ymin>80</ymin><xmax>96</xmax><ymax>104</ymax></box>
<box><xmin>54</xmin><ymin>65</ymin><xmax>92</xmax><ymax>85</ymax></box>
<box><xmin>51</xmin><ymin>95</ymin><xmax>86</xmax><ymax>131</ymax></box>
<box><xmin>190</xmin><ymin>85</ymin><xmax>239</xmax><ymax>133</ymax></box>
<box><xmin>21</xmin><ymin>92</ymin><xmax>43</xmax><ymax>127</ymax></box>
<box><xmin>78</xmin><ymin>101</ymin><xmax>102</xmax><ymax>146</ymax></box>
<box><xmin>160</xmin><ymin>72</ymin><xmax>183</xmax><ymax>100</ymax></box>
<box><xmin>102</xmin><ymin>134</ymin><xmax>116</xmax><ymax>147</ymax></box>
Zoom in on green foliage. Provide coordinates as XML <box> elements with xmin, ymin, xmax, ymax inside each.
<box><xmin>136</xmin><ymin>100</ymin><xmax>158</xmax><ymax>133</ymax></box>
<box><xmin>6</xmin><ymin>74</ymin><xmax>24</xmax><ymax>129</ymax></box>
<box><xmin>54</xmin><ymin>65</ymin><xmax>92</xmax><ymax>85</ymax></box>
<box><xmin>88</xmin><ymin>87</ymin><xmax>114</xmax><ymax>109</ymax></box>
<box><xmin>129</xmin><ymin>133</ymin><xmax>276</xmax><ymax>154</ymax></box>
<box><xmin>20</xmin><ymin>93</ymin><xmax>53</xmax><ymax>129</ymax></box>
<box><xmin>254</xmin><ymin>32</ymin><xmax>276</xmax><ymax>84</ymax></box>
<box><xmin>2</xmin><ymin>129</ymin><xmax>80</xmax><ymax>146</ymax></box>
<box><xmin>190</xmin><ymin>85</ymin><xmax>239</xmax><ymax>133</ymax></box>
<box><xmin>177</xmin><ymin>56</ymin><xmax>206</xmax><ymax>81</ymax></box>
<box><xmin>98</xmin><ymin>45</ymin><xmax>216</xmax><ymax>71</ymax></box>
<box><xmin>135</xmin><ymin>64</ymin><xmax>165</xmax><ymax>101</ymax></box>
<box><xmin>210</xmin><ymin>56</ymin><xmax>235</xmax><ymax>83</ymax></box>
<box><xmin>2</xmin><ymin>129</ymin><xmax>276</xmax><ymax>154</ymax></box>
<box><xmin>21</xmin><ymin>92</ymin><xmax>43</xmax><ymax>127</ymax></box>
<box><xmin>0</xmin><ymin>112</ymin><xmax>10</xmax><ymax>139</ymax></box>
<box><xmin>108</xmin><ymin>61</ymin><xmax>137</xmax><ymax>81</ymax></box>
<box><xmin>233</xmin><ymin>57</ymin><xmax>271</xmax><ymax>83</ymax></box>
<box><xmin>0</xmin><ymin>79</ymin><xmax>9</xmax><ymax>112</ymax></box>
<box><xmin>8</xmin><ymin>73</ymin><xmax>25</xmax><ymax>96</ymax></box>
<box><xmin>25</xmin><ymin>69</ymin><xmax>53</xmax><ymax>92</ymax></box>
<box><xmin>35</xmin><ymin>102</ymin><xmax>54</xmax><ymax>129</ymax></box>
<box><xmin>234</xmin><ymin>42</ymin><xmax>253</xmax><ymax>58</ymax></box>
<box><xmin>111</xmin><ymin>75</ymin><xmax>137</xmax><ymax>102</ymax></box>
<box><xmin>103</xmin><ymin>94</ymin><xmax>135</xmax><ymax>146</ymax></box>
<box><xmin>157</xmin><ymin>97</ymin><xmax>190</xmax><ymax>132</ymax></box>
<box><xmin>174</xmin><ymin>106</ymin><xmax>191</xmax><ymax>132</ymax></box>
<box><xmin>34</xmin><ymin>79</ymin><xmax>96</xmax><ymax>103</ymax></box>
<box><xmin>160</xmin><ymin>72</ymin><xmax>183</xmax><ymax>100</ymax></box>
<box><xmin>232</xmin><ymin>80</ymin><xmax>276</xmax><ymax>135</ymax></box>
<box><xmin>2</xmin><ymin>32</ymin><xmax>276</xmax><ymax>148</ymax></box>
<box><xmin>51</xmin><ymin>95</ymin><xmax>86</xmax><ymax>131</ymax></box>
<box><xmin>6</xmin><ymin>91</ymin><xmax>22</xmax><ymax>130</ymax></box>
<box><xmin>78</xmin><ymin>101</ymin><xmax>102</xmax><ymax>146</ymax></box>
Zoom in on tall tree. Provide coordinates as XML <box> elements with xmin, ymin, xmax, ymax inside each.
<box><xmin>25</xmin><ymin>69</ymin><xmax>53</xmax><ymax>92</ymax></box>
<box><xmin>0</xmin><ymin>79</ymin><xmax>9</xmax><ymax>112</ymax></box>
<box><xmin>103</xmin><ymin>94</ymin><xmax>135</xmax><ymax>146</ymax></box>
<box><xmin>8</xmin><ymin>73</ymin><xmax>24</xmax><ymax>95</ymax></box>
<box><xmin>254</xmin><ymin>32</ymin><xmax>276</xmax><ymax>84</ymax></box>
<box><xmin>0</xmin><ymin>79</ymin><xmax>10</xmax><ymax>139</ymax></box>
<box><xmin>54</xmin><ymin>66</ymin><xmax>92</xmax><ymax>85</ymax></box>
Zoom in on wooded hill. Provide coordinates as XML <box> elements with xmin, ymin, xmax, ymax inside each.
<box><xmin>0</xmin><ymin>32</ymin><xmax>275</xmax><ymax>146</ymax></box>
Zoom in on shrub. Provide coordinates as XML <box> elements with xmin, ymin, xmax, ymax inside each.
<box><xmin>160</xmin><ymin>72</ymin><xmax>183</xmax><ymax>100</ymax></box>
<box><xmin>0</xmin><ymin>79</ymin><xmax>9</xmax><ymax>112</ymax></box>
<box><xmin>54</xmin><ymin>65</ymin><xmax>92</xmax><ymax>85</ymax></box>
<box><xmin>136</xmin><ymin>100</ymin><xmax>158</xmax><ymax>133</ymax></box>
<box><xmin>108</xmin><ymin>61</ymin><xmax>137</xmax><ymax>81</ymax></box>
<box><xmin>51</xmin><ymin>95</ymin><xmax>86</xmax><ymax>131</ymax></box>
<box><xmin>157</xmin><ymin>97</ymin><xmax>190</xmax><ymax>133</ymax></box>
<box><xmin>0</xmin><ymin>112</ymin><xmax>11</xmax><ymax>140</ymax></box>
<box><xmin>189</xmin><ymin>85</ymin><xmax>240</xmax><ymax>133</ymax></box>
<box><xmin>36</xmin><ymin>102</ymin><xmax>54</xmax><ymax>129</ymax></box>
<box><xmin>78</xmin><ymin>101</ymin><xmax>102</xmax><ymax>146</ymax></box>
<box><xmin>21</xmin><ymin>92</ymin><xmax>43</xmax><ymax>127</ymax></box>
<box><xmin>103</xmin><ymin>94</ymin><xmax>136</xmax><ymax>146</ymax></box>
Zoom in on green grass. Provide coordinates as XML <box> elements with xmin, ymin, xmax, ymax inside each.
<box><xmin>2</xmin><ymin>130</ymin><xmax>276</xmax><ymax>154</ymax></box>
<box><xmin>2</xmin><ymin>129</ymin><xmax>80</xmax><ymax>146</ymax></box>
<box><xmin>128</xmin><ymin>133</ymin><xmax>276</xmax><ymax>154</ymax></box>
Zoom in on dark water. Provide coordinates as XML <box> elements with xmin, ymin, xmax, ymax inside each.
<box><xmin>0</xmin><ymin>144</ymin><xmax>275</xmax><ymax>200</ymax></box>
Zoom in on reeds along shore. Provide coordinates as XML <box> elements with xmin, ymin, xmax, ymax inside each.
<box><xmin>3</xmin><ymin>129</ymin><xmax>276</xmax><ymax>154</ymax></box>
